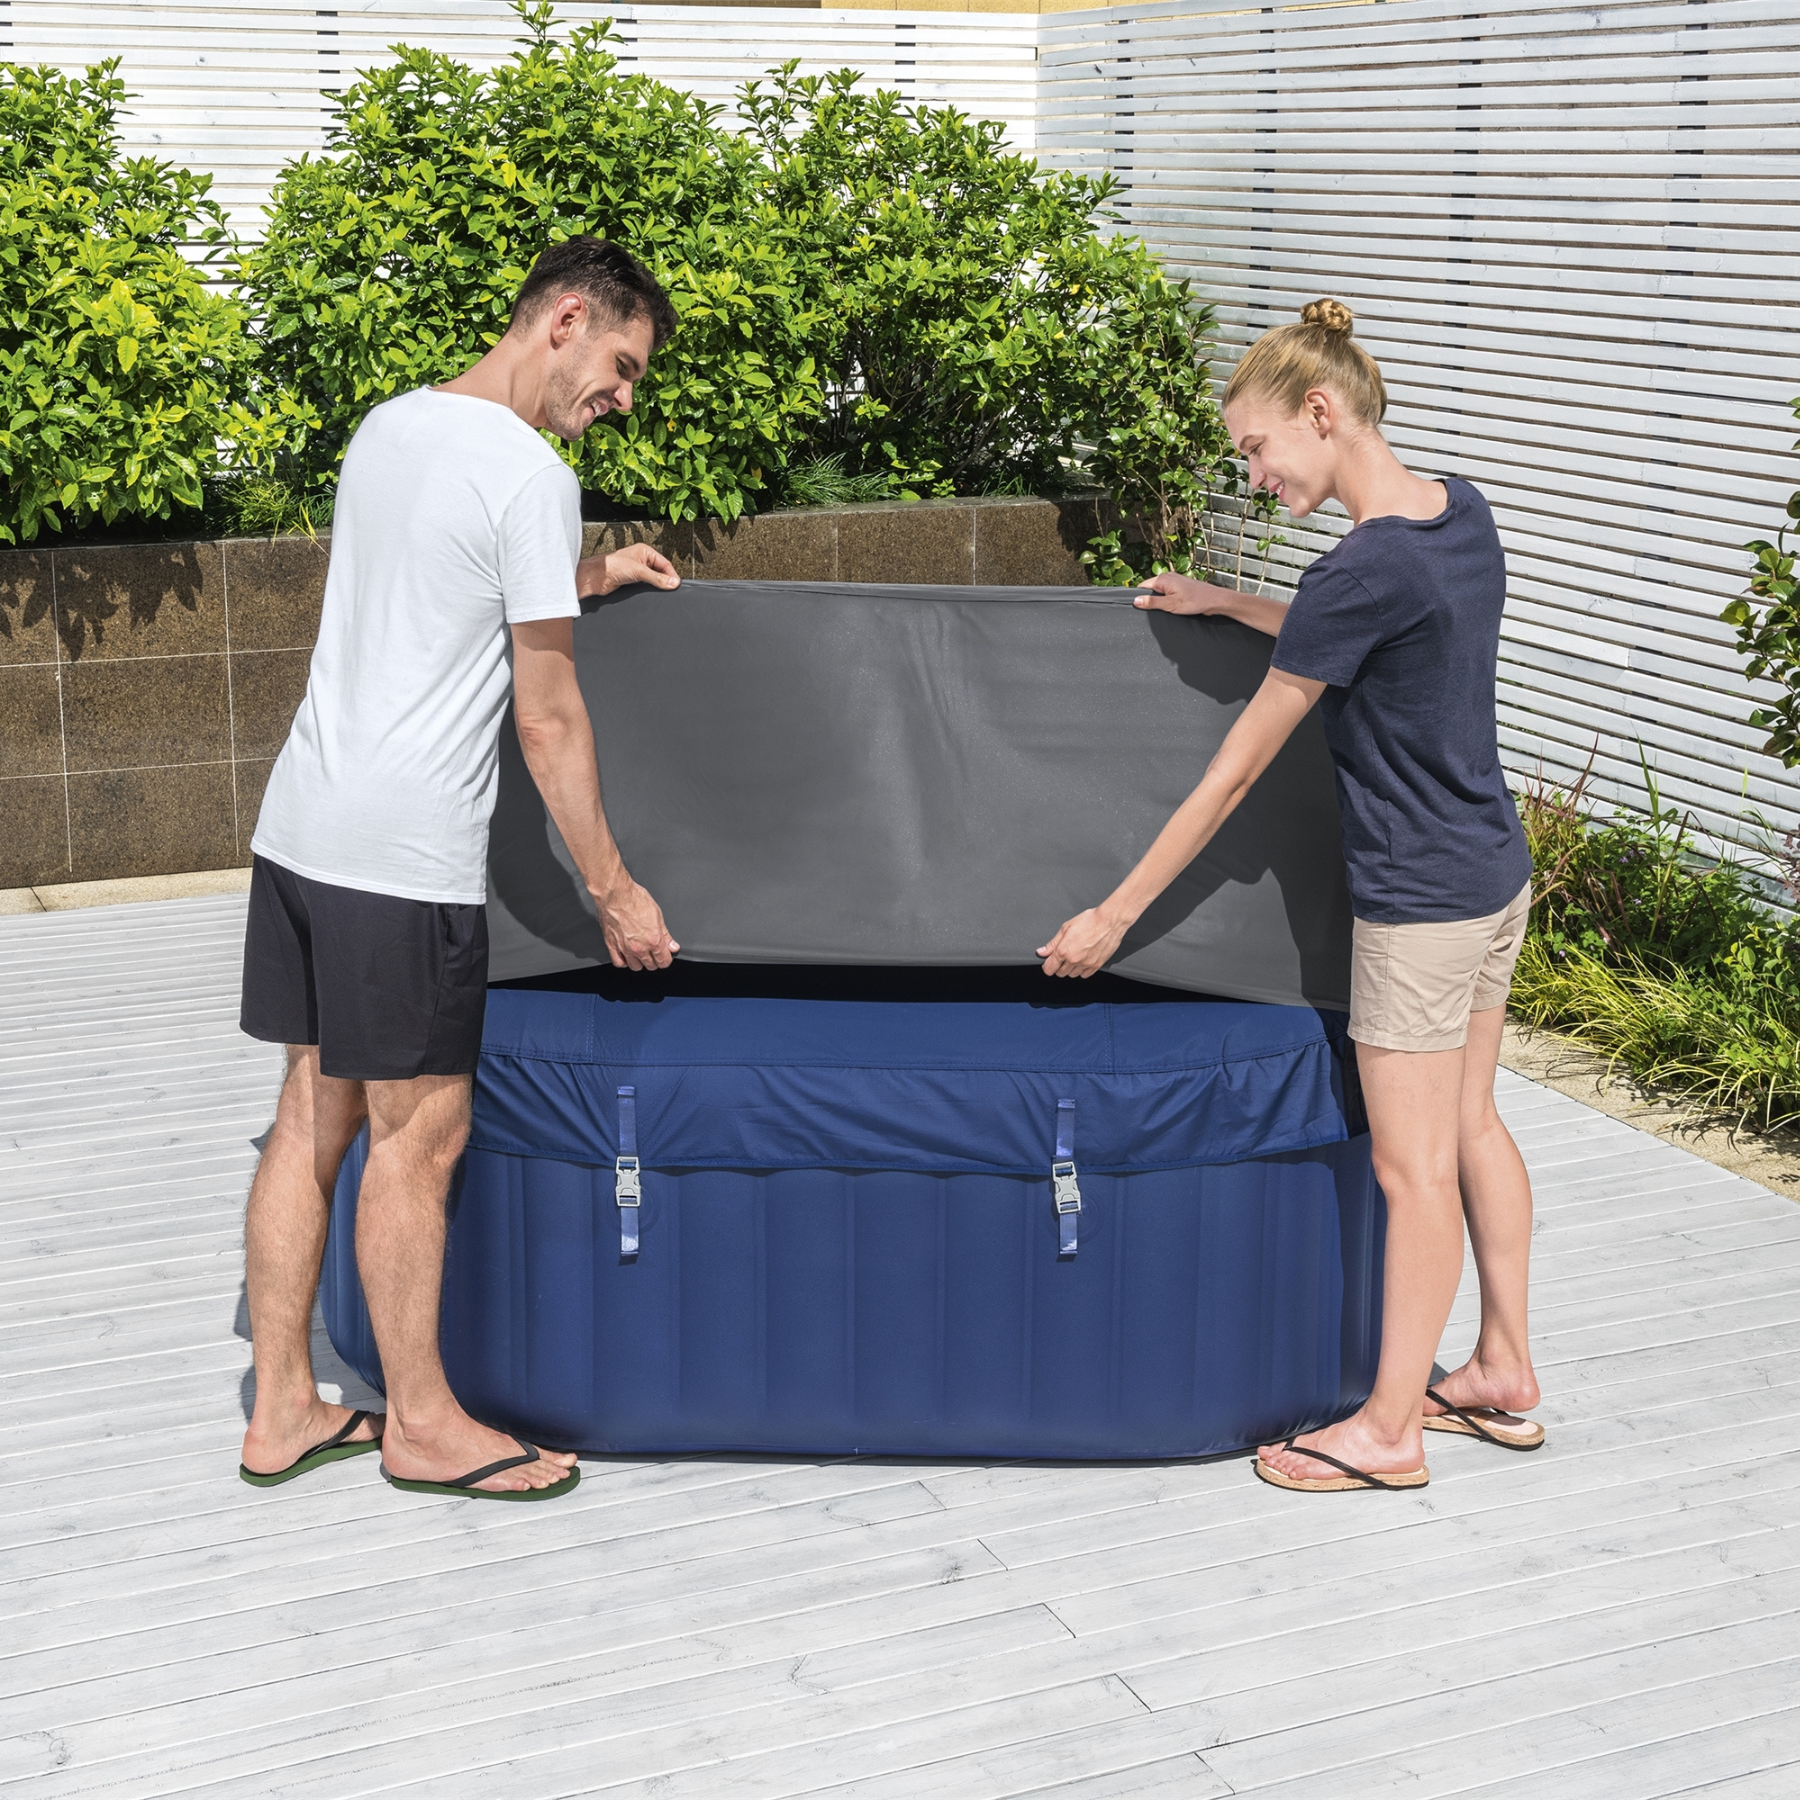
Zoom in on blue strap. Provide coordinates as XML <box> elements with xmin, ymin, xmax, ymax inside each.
<box><xmin>1052</xmin><ymin>1096</ymin><xmax>1080</xmax><ymax>1259</ymax></box>
<box><xmin>615</xmin><ymin>1084</ymin><xmax>641</xmax><ymax>1261</ymax></box>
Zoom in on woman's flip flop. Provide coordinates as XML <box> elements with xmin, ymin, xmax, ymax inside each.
<box><xmin>1422</xmin><ymin>1386</ymin><xmax>1546</xmax><ymax>1451</ymax></box>
<box><xmin>239</xmin><ymin>1408</ymin><xmax>383</xmax><ymax>1487</ymax></box>
<box><xmin>1254</xmin><ymin>1437</ymin><xmax>1429</xmax><ymax>1493</ymax></box>
<box><xmin>381</xmin><ymin>1436</ymin><xmax>580</xmax><ymax>1502</ymax></box>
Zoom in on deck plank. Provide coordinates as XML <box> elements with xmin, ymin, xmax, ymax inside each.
<box><xmin>3</xmin><ymin>893</ymin><xmax>1798</xmax><ymax>1798</ymax></box>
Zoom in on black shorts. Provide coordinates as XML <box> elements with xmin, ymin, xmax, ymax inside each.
<box><xmin>240</xmin><ymin>856</ymin><xmax>489</xmax><ymax>1081</ymax></box>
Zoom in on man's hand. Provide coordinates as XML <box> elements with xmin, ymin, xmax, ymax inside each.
<box><xmin>1038</xmin><ymin>905</ymin><xmax>1133</xmax><ymax>980</ymax></box>
<box><xmin>593</xmin><ymin>873</ymin><xmax>680</xmax><ymax>972</ymax></box>
<box><xmin>577</xmin><ymin>542</ymin><xmax>681</xmax><ymax>598</ymax></box>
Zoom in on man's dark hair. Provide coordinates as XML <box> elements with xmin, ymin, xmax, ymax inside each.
<box><xmin>510</xmin><ymin>236</ymin><xmax>678</xmax><ymax>349</ymax></box>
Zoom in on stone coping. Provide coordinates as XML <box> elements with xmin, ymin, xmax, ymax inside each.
<box><xmin>0</xmin><ymin>867</ymin><xmax>253</xmax><ymax>915</ymax></box>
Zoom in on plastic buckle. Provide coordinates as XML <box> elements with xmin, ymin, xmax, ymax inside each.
<box><xmin>1052</xmin><ymin>1159</ymin><xmax>1081</xmax><ymax>1260</ymax></box>
<box><xmin>615</xmin><ymin>1155</ymin><xmax>642</xmax><ymax>1261</ymax></box>
<box><xmin>614</xmin><ymin>1155</ymin><xmax>642</xmax><ymax>1207</ymax></box>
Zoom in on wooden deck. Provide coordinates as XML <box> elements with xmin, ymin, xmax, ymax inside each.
<box><xmin>5</xmin><ymin>892</ymin><xmax>1800</xmax><ymax>1799</ymax></box>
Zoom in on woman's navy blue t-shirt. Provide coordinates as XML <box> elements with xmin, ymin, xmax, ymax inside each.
<box><xmin>1269</xmin><ymin>476</ymin><xmax>1531</xmax><ymax>924</ymax></box>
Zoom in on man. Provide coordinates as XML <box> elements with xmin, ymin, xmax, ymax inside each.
<box><xmin>236</xmin><ymin>237</ymin><xmax>680</xmax><ymax>1500</ymax></box>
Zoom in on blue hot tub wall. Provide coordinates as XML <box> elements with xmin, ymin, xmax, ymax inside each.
<box><xmin>321</xmin><ymin>982</ymin><xmax>1385</xmax><ymax>1460</ymax></box>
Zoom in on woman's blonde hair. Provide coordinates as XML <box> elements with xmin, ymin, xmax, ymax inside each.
<box><xmin>1222</xmin><ymin>298</ymin><xmax>1387</xmax><ymax>427</ymax></box>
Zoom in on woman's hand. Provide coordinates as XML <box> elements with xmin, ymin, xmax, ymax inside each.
<box><xmin>1038</xmin><ymin>905</ymin><xmax>1133</xmax><ymax>979</ymax></box>
<box><xmin>1135</xmin><ymin>573</ymin><xmax>1239</xmax><ymax>615</ymax></box>
<box><xmin>1135</xmin><ymin>572</ymin><xmax>1292</xmax><ymax>638</ymax></box>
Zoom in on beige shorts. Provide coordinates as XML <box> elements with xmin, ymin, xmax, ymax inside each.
<box><xmin>1349</xmin><ymin>880</ymin><xmax>1531</xmax><ymax>1053</ymax></box>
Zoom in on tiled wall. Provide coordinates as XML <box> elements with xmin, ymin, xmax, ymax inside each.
<box><xmin>0</xmin><ymin>497</ymin><xmax>1102</xmax><ymax>890</ymax></box>
<box><xmin>0</xmin><ymin>537</ymin><xmax>327</xmax><ymax>889</ymax></box>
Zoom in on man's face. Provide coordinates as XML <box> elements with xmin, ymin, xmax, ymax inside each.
<box><xmin>543</xmin><ymin>305</ymin><xmax>655</xmax><ymax>441</ymax></box>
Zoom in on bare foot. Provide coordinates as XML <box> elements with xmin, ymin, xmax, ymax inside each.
<box><xmin>242</xmin><ymin>1399</ymin><xmax>384</xmax><ymax>1478</ymax></box>
<box><xmin>379</xmin><ymin>1408</ymin><xmax>576</xmax><ymax>1493</ymax></box>
<box><xmin>1258</xmin><ymin>1409</ymin><xmax>1425</xmax><ymax>1485</ymax></box>
<box><xmin>1426</xmin><ymin>1356</ymin><xmax>1541</xmax><ymax>1428</ymax></box>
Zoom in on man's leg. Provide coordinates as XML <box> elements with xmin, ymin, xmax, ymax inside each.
<box><xmin>1259</xmin><ymin>1041</ymin><xmax>1468</xmax><ymax>1481</ymax></box>
<box><xmin>241</xmin><ymin>1046</ymin><xmax>380</xmax><ymax>1475</ymax></box>
<box><xmin>356</xmin><ymin>1073</ymin><xmax>574</xmax><ymax>1493</ymax></box>
<box><xmin>1428</xmin><ymin>1002</ymin><xmax>1540</xmax><ymax>1419</ymax></box>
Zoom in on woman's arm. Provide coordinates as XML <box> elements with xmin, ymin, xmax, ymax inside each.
<box><xmin>1136</xmin><ymin>571</ymin><xmax>1290</xmax><ymax>638</ymax></box>
<box><xmin>1038</xmin><ymin>667</ymin><xmax>1327</xmax><ymax>977</ymax></box>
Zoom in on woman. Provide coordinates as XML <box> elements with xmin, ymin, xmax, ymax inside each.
<box><xmin>1039</xmin><ymin>299</ymin><xmax>1542</xmax><ymax>1492</ymax></box>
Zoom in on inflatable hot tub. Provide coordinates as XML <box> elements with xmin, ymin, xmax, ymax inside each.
<box><xmin>320</xmin><ymin>966</ymin><xmax>1384</xmax><ymax>1460</ymax></box>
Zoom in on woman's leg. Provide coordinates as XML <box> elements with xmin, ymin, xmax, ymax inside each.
<box><xmin>1429</xmin><ymin>1002</ymin><xmax>1540</xmax><ymax>1417</ymax></box>
<box><xmin>1259</xmin><ymin>1039</ymin><xmax>1469</xmax><ymax>1480</ymax></box>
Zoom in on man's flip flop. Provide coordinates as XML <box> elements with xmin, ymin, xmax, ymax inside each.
<box><xmin>1254</xmin><ymin>1436</ymin><xmax>1429</xmax><ymax>1493</ymax></box>
<box><xmin>381</xmin><ymin>1436</ymin><xmax>580</xmax><ymax>1502</ymax></box>
<box><xmin>239</xmin><ymin>1409</ymin><xmax>383</xmax><ymax>1488</ymax></box>
<box><xmin>1422</xmin><ymin>1386</ymin><xmax>1546</xmax><ymax>1451</ymax></box>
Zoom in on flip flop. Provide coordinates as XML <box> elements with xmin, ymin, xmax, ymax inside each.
<box><xmin>1254</xmin><ymin>1436</ymin><xmax>1429</xmax><ymax>1493</ymax></box>
<box><xmin>381</xmin><ymin>1436</ymin><xmax>580</xmax><ymax>1502</ymax></box>
<box><xmin>1423</xmin><ymin>1386</ymin><xmax>1546</xmax><ymax>1451</ymax></box>
<box><xmin>239</xmin><ymin>1409</ymin><xmax>383</xmax><ymax>1488</ymax></box>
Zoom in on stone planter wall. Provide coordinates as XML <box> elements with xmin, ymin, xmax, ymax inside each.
<box><xmin>0</xmin><ymin>495</ymin><xmax>1107</xmax><ymax>890</ymax></box>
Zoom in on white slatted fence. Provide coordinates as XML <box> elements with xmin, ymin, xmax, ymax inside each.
<box><xmin>10</xmin><ymin>0</ymin><xmax>1038</xmax><ymax>233</ymax></box>
<box><xmin>1042</xmin><ymin>0</ymin><xmax>1800</xmax><ymax>852</ymax></box>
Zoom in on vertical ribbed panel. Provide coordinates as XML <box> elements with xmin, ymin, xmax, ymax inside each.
<box><xmin>321</xmin><ymin>1139</ymin><xmax>1384</xmax><ymax>1459</ymax></box>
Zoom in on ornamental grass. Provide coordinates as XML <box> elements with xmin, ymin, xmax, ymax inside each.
<box><xmin>1512</xmin><ymin>770</ymin><xmax>1800</xmax><ymax>1131</ymax></box>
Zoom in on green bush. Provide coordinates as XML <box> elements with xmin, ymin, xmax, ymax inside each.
<box><xmin>1721</xmin><ymin>394</ymin><xmax>1800</xmax><ymax>765</ymax></box>
<box><xmin>242</xmin><ymin>6</ymin><xmax>1235</xmax><ymax>552</ymax></box>
<box><xmin>738</xmin><ymin>64</ymin><xmax>1234</xmax><ymax>552</ymax></box>
<box><xmin>238</xmin><ymin>3</ymin><xmax>821</xmax><ymax>523</ymax></box>
<box><xmin>0</xmin><ymin>61</ymin><xmax>295</xmax><ymax>543</ymax></box>
<box><xmin>1512</xmin><ymin>770</ymin><xmax>1800</xmax><ymax>1128</ymax></box>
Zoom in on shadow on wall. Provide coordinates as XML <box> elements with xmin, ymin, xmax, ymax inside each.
<box><xmin>55</xmin><ymin>545</ymin><xmax>210</xmax><ymax>661</ymax></box>
<box><xmin>0</xmin><ymin>562</ymin><xmax>51</xmax><ymax>647</ymax></box>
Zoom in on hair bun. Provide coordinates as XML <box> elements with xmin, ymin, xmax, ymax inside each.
<box><xmin>1300</xmin><ymin>297</ymin><xmax>1354</xmax><ymax>335</ymax></box>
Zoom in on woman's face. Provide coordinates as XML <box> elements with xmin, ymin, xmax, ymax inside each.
<box><xmin>1223</xmin><ymin>388</ymin><xmax>1341</xmax><ymax>520</ymax></box>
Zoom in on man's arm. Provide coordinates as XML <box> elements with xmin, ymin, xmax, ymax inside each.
<box><xmin>1135</xmin><ymin>571</ymin><xmax>1290</xmax><ymax>637</ymax></box>
<box><xmin>1038</xmin><ymin>667</ymin><xmax>1326</xmax><ymax>977</ymax></box>
<box><xmin>510</xmin><ymin>617</ymin><xmax>677</xmax><ymax>971</ymax></box>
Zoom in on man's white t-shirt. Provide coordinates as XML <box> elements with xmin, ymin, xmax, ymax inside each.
<box><xmin>253</xmin><ymin>388</ymin><xmax>581</xmax><ymax>904</ymax></box>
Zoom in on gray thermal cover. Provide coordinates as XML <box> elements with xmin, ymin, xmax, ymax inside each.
<box><xmin>486</xmin><ymin>580</ymin><xmax>1354</xmax><ymax>1008</ymax></box>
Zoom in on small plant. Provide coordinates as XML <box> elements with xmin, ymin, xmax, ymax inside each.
<box><xmin>779</xmin><ymin>453</ymin><xmax>894</xmax><ymax>509</ymax></box>
<box><xmin>212</xmin><ymin>474</ymin><xmax>334</xmax><ymax>538</ymax></box>
<box><xmin>1721</xmin><ymin>394</ymin><xmax>1800</xmax><ymax>764</ymax></box>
